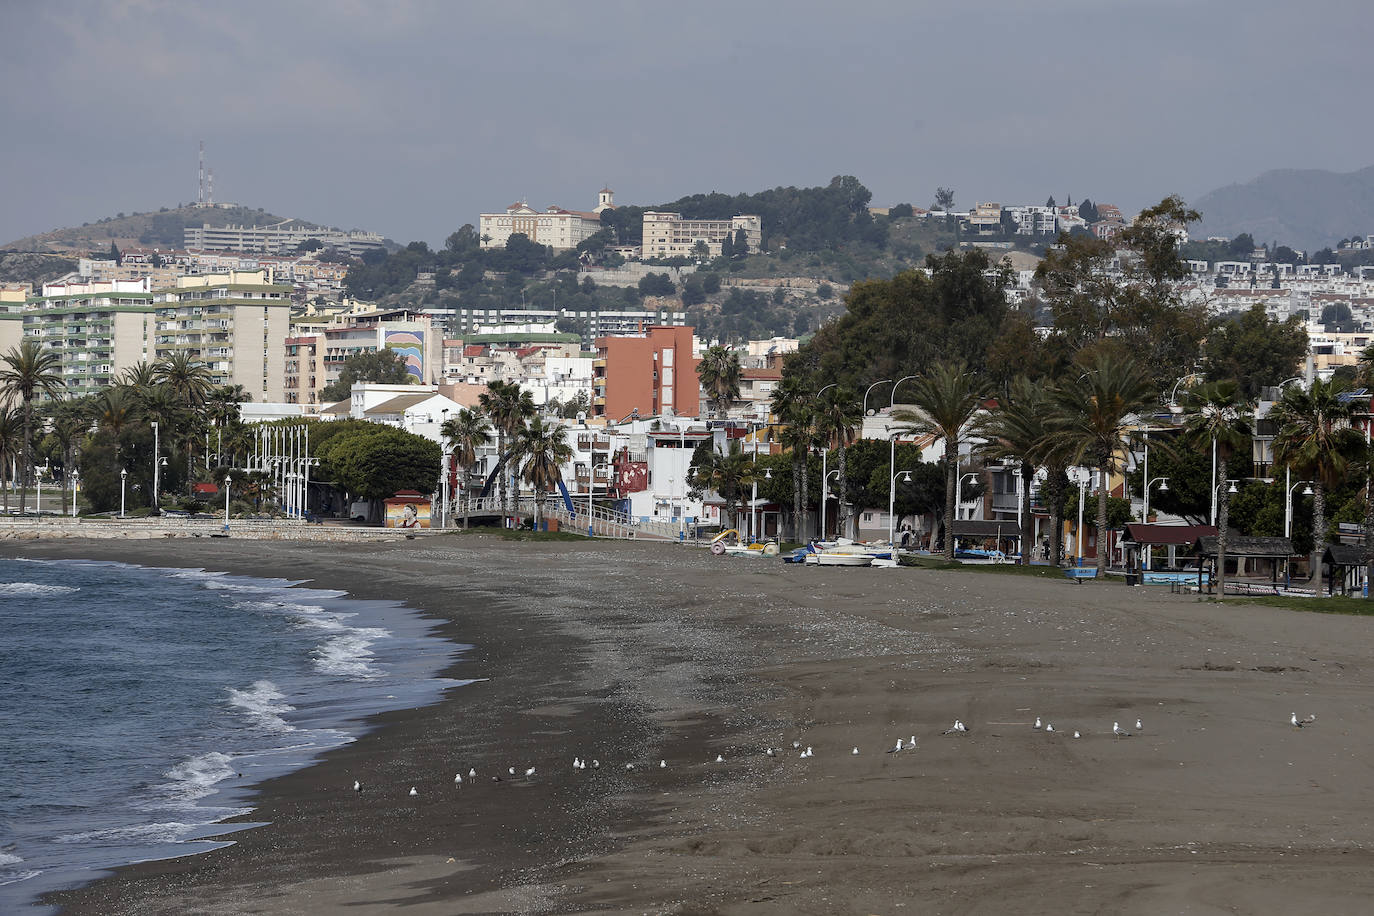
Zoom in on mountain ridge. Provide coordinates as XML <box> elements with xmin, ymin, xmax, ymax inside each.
<box><xmin>1192</xmin><ymin>165</ymin><xmax>1374</xmax><ymax>253</ymax></box>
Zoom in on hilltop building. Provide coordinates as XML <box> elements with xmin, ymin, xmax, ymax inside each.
<box><xmin>183</xmin><ymin>221</ymin><xmax>386</xmax><ymax>257</ymax></box>
<box><xmin>479</xmin><ymin>188</ymin><xmax>615</xmax><ymax>251</ymax></box>
<box><xmin>640</xmin><ymin>212</ymin><xmax>761</xmax><ymax>258</ymax></box>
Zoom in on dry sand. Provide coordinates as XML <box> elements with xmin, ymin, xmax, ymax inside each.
<box><xmin>9</xmin><ymin>534</ymin><xmax>1374</xmax><ymax>915</ymax></box>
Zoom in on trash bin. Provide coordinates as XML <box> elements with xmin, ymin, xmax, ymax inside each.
<box><xmin>1125</xmin><ymin>572</ymin><xmax>1139</xmax><ymax>587</ymax></box>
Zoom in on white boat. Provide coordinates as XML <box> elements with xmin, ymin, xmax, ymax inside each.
<box><xmin>809</xmin><ymin>550</ymin><xmax>873</xmax><ymax>567</ymax></box>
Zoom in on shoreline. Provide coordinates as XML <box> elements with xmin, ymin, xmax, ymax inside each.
<box><xmin>6</xmin><ymin>535</ymin><xmax>1374</xmax><ymax>914</ymax></box>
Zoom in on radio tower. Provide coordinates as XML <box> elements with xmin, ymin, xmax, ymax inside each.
<box><xmin>208</xmin><ymin>168</ymin><xmax>215</xmax><ymax>207</ymax></box>
<box><xmin>198</xmin><ymin>140</ymin><xmax>206</xmax><ymax>208</ymax></box>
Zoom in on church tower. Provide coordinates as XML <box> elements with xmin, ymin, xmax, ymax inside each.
<box><xmin>595</xmin><ymin>187</ymin><xmax>615</xmax><ymax>213</ymax></box>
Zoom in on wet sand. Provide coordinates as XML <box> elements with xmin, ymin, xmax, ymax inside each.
<box><xmin>9</xmin><ymin>534</ymin><xmax>1374</xmax><ymax>915</ymax></box>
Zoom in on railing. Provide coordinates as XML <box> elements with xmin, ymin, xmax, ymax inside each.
<box><xmin>449</xmin><ymin>496</ymin><xmax>687</xmax><ymax>542</ymax></box>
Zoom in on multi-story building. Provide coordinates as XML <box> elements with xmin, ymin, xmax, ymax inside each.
<box><xmin>20</xmin><ymin>279</ymin><xmax>157</xmax><ymax>398</ymax></box>
<box><xmin>591</xmin><ymin>325</ymin><xmax>699</xmax><ymax>419</ymax></box>
<box><xmin>640</xmin><ymin>212</ymin><xmax>761</xmax><ymax>259</ymax></box>
<box><xmin>1</xmin><ymin>285</ymin><xmax>29</xmax><ymax>354</ymax></box>
<box><xmin>183</xmin><ymin>221</ymin><xmax>386</xmax><ymax>257</ymax></box>
<box><xmin>423</xmin><ymin>304</ymin><xmax>686</xmax><ymax>348</ymax></box>
<box><xmin>153</xmin><ymin>270</ymin><xmax>293</xmax><ymax>402</ymax></box>
<box><xmin>965</xmin><ymin>202</ymin><xmax>1003</xmax><ymax>234</ymax></box>
<box><xmin>479</xmin><ymin>188</ymin><xmax>614</xmax><ymax>250</ymax></box>
<box><xmin>284</xmin><ymin>307</ymin><xmax>443</xmax><ymax>406</ymax></box>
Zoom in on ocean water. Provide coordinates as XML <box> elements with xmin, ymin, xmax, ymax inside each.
<box><xmin>0</xmin><ymin>557</ymin><xmax>468</xmax><ymax>913</ymax></box>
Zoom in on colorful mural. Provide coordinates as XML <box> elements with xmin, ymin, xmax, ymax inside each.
<box><xmin>385</xmin><ymin>492</ymin><xmax>432</xmax><ymax>529</ymax></box>
<box><xmin>385</xmin><ymin>329</ymin><xmax>424</xmax><ymax>381</ymax></box>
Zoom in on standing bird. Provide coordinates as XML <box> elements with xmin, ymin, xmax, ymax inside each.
<box><xmin>409</xmin><ymin>787</ymin><xmax>418</xmax><ymax>797</ymax></box>
<box><xmin>766</xmin><ymin>747</ymin><xmax>776</xmax><ymax>757</ymax></box>
<box><xmin>353</xmin><ymin>780</ymin><xmax>362</xmax><ymax>793</ymax></box>
<box><xmin>524</xmin><ymin>767</ymin><xmax>536</xmax><ymax>778</ymax></box>
<box><xmin>659</xmin><ymin>759</ymin><xmax>667</xmax><ymax>769</ymax></box>
<box><xmin>1045</xmin><ymin>723</ymin><xmax>1055</xmax><ymax>733</ymax></box>
<box><xmin>454</xmin><ymin>773</ymin><xmax>462</xmax><ymax>786</ymax></box>
<box><xmin>715</xmin><ymin>754</ymin><xmax>725</xmax><ymax>763</ymax></box>
<box><xmin>852</xmin><ymin>747</ymin><xmax>860</xmax><ymax>756</ymax></box>
<box><xmin>1113</xmin><ymin>722</ymin><xmax>1132</xmax><ymax>738</ymax></box>
<box><xmin>1136</xmin><ymin>718</ymin><xmax>1143</xmax><ymax>731</ymax></box>
<box><xmin>468</xmin><ymin>768</ymin><xmax>477</xmax><ymax>779</ymax></box>
<box><xmin>1072</xmin><ymin>730</ymin><xmax>1081</xmax><ymax>739</ymax></box>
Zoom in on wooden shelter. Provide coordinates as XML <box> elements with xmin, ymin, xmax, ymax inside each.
<box><xmin>1121</xmin><ymin>523</ymin><xmax>1216</xmax><ymax>570</ymax></box>
<box><xmin>1321</xmin><ymin>544</ymin><xmax>1367</xmax><ymax>596</ymax></box>
<box><xmin>1193</xmin><ymin>535</ymin><xmax>1294</xmax><ymax>594</ymax></box>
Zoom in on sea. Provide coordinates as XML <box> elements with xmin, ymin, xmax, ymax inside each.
<box><xmin>0</xmin><ymin>556</ymin><xmax>468</xmax><ymax>914</ymax></box>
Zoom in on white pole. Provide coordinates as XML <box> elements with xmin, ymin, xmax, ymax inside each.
<box><xmin>1076</xmin><ymin>473</ymin><xmax>1085</xmax><ymax>561</ymax></box>
<box><xmin>71</xmin><ymin>477</ymin><xmax>79</xmax><ymax>517</ymax></box>
<box><xmin>1285</xmin><ymin>467</ymin><xmax>1292</xmax><ymax>539</ymax></box>
<box><xmin>152</xmin><ymin>421</ymin><xmax>159</xmax><ymax>511</ymax></box>
<box><xmin>819</xmin><ymin>447</ymin><xmax>828</xmax><ymax>540</ymax></box>
<box><xmin>1210</xmin><ymin>435</ymin><xmax>1218</xmax><ymax>527</ymax></box>
<box><xmin>225</xmin><ymin>475</ymin><xmax>232</xmax><ymax>530</ymax></box>
<box><xmin>120</xmin><ymin>469</ymin><xmax>126</xmax><ymax>518</ymax></box>
<box><xmin>955</xmin><ymin>472</ymin><xmax>963</xmax><ymax>522</ymax></box>
<box><xmin>1142</xmin><ymin>434</ymin><xmax>1149</xmax><ymax>519</ymax></box>
<box><xmin>888</xmin><ymin>432</ymin><xmax>897</xmax><ymax>545</ymax></box>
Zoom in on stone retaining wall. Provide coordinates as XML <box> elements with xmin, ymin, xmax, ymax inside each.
<box><xmin>0</xmin><ymin>519</ymin><xmax>439</xmax><ymax>542</ymax></box>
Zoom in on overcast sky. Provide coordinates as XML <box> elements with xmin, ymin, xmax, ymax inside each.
<box><xmin>2</xmin><ymin>0</ymin><xmax>1370</xmax><ymax>247</ymax></box>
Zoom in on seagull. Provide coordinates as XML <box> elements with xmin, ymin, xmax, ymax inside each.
<box><xmin>888</xmin><ymin>739</ymin><xmax>903</xmax><ymax>753</ymax></box>
<box><xmin>626</xmin><ymin>762</ymin><xmax>635</xmax><ymax>770</ymax></box>
<box><xmin>792</xmin><ymin>740</ymin><xmax>801</xmax><ymax>749</ymax></box>
<box><xmin>1292</xmin><ymin>713</ymin><xmax>1317</xmax><ymax>727</ymax></box>
<box><xmin>1034</xmin><ymin>717</ymin><xmax>1042</xmax><ymax>730</ymax></box>
<box><xmin>573</xmin><ymin>757</ymin><xmax>581</xmax><ymax>769</ymax></box>
<box><xmin>592</xmin><ymin>759</ymin><xmax>600</xmax><ymax>769</ymax></box>
<box><xmin>908</xmin><ymin>735</ymin><xmax>917</xmax><ymax>749</ymax></box>
<box><xmin>1072</xmin><ymin>730</ymin><xmax>1081</xmax><ymax>739</ymax></box>
<box><xmin>524</xmin><ymin>767</ymin><xmax>536</xmax><ymax>778</ymax></box>
<box><xmin>852</xmin><ymin>746</ymin><xmax>860</xmax><ymax>755</ymax></box>
<box><xmin>508</xmin><ymin>767</ymin><xmax>515</xmax><ymax>776</ymax></box>
<box><xmin>468</xmin><ymin>768</ymin><xmax>476</xmax><ymax>779</ymax></box>
<box><xmin>454</xmin><ymin>773</ymin><xmax>462</xmax><ymax>786</ymax></box>
<box><xmin>1045</xmin><ymin>723</ymin><xmax>1055</xmax><ymax>733</ymax></box>
<box><xmin>715</xmin><ymin>754</ymin><xmax>725</xmax><ymax>763</ymax></box>
<box><xmin>803</xmin><ymin>746</ymin><xmax>814</xmax><ymax>758</ymax></box>
<box><xmin>1136</xmin><ymin>718</ymin><xmax>1143</xmax><ymax>731</ymax></box>
<box><xmin>409</xmin><ymin>787</ymin><xmax>418</xmax><ymax>797</ymax></box>
<box><xmin>1113</xmin><ymin>721</ymin><xmax>1132</xmax><ymax>738</ymax></box>
<box><xmin>659</xmin><ymin>759</ymin><xmax>667</xmax><ymax>769</ymax></box>
<box><xmin>766</xmin><ymin>747</ymin><xmax>776</xmax><ymax>757</ymax></box>
<box><xmin>353</xmin><ymin>780</ymin><xmax>362</xmax><ymax>792</ymax></box>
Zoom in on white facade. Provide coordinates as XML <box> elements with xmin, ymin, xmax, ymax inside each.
<box><xmin>641</xmin><ymin>212</ymin><xmax>762</xmax><ymax>258</ymax></box>
<box><xmin>479</xmin><ymin>189</ymin><xmax>612</xmax><ymax>251</ymax></box>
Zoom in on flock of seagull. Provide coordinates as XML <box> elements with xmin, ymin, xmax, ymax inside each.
<box><xmin>353</xmin><ymin>711</ymin><xmax>1316</xmax><ymax>798</ymax></box>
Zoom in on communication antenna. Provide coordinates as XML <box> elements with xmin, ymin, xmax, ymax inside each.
<box><xmin>198</xmin><ymin>140</ymin><xmax>205</xmax><ymax>207</ymax></box>
<box><xmin>208</xmin><ymin>168</ymin><xmax>215</xmax><ymax>206</ymax></box>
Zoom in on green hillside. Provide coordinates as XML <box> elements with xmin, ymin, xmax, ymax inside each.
<box><xmin>1192</xmin><ymin>165</ymin><xmax>1374</xmax><ymax>253</ymax></box>
<box><xmin>3</xmin><ymin>204</ymin><xmax>318</xmax><ymax>255</ymax></box>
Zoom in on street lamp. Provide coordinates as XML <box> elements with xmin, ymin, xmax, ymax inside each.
<box><xmin>888</xmin><ymin>467</ymin><xmax>913</xmax><ymax>547</ymax></box>
<box><xmin>954</xmin><ymin>472</ymin><xmax>980</xmax><ymax>521</ymax></box>
<box><xmin>224</xmin><ymin>474</ymin><xmax>232</xmax><ymax>532</ymax></box>
<box><xmin>1285</xmin><ymin>471</ymin><xmax>1312</xmax><ymax>539</ymax></box>
<box><xmin>815</xmin><ymin>382</ymin><xmax>837</xmax><ymax>540</ymax></box>
<box><xmin>885</xmin><ymin>376</ymin><xmax>919</xmax><ymax>544</ymax></box>
<box><xmin>70</xmin><ymin>471</ymin><xmax>80</xmax><ymax>518</ymax></box>
<box><xmin>119</xmin><ymin>468</ymin><xmax>127</xmax><ymax>518</ymax></box>
<box><xmin>749</xmin><ymin>456</ymin><xmax>772</xmax><ymax>544</ymax></box>
<box><xmin>151</xmin><ymin>421</ymin><xmax>160</xmax><ymax>513</ymax></box>
<box><xmin>1143</xmin><ymin>476</ymin><xmax>1169</xmax><ymax>569</ymax></box>
<box><xmin>588</xmin><ymin>462</ymin><xmax>612</xmax><ymax>537</ymax></box>
<box><xmin>821</xmin><ymin>469</ymin><xmax>840</xmax><ymax>541</ymax></box>
<box><xmin>862</xmin><ymin>379</ymin><xmax>893</xmax><ymax>418</ymax></box>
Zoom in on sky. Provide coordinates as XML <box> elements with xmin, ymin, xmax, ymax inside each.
<box><xmin>2</xmin><ymin>0</ymin><xmax>1371</xmax><ymax>248</ymax></box>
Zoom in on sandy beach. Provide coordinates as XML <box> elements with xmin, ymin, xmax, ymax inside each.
<box><xmin>8</xmin><ymin>534</ymin><xmax>1374</xmax><ymax>915</ymax></box>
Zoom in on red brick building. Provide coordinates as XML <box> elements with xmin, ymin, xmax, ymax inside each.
<box><xmin>592</xmin><ymin>325</ymin><xmax>699</xmax><ymax>419</ymax></box>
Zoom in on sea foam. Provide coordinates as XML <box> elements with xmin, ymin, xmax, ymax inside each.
<box><xmin>226</xmin><ymin>680</ymin><xmax>296</xmax><ymax>733</ymax></box>
<box><xmin>0</xmin><ymin>583</ymin><xmax>79</xmax><ymax>597</ymax></box>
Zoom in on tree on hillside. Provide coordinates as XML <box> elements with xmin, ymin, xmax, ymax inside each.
<box><xmin>321</xmin><ymin>349</ymin><xmax>413</xmax><ymax>403</ymax></box>
<box><xmin>934</xmin><ymin>187</ymin><xmax>955</xmax><ymax>210</ymax></box>
<box><xmin>638</xmin><ymin>272</ymin><xmax>676</xmax><ymax>297</ymax></box>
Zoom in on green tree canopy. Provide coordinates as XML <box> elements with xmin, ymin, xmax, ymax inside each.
<box><xmin>316</xmin><ymin>423</ymin><xmax>441</xmax><ymax>501</ymax></box>
<box><xmin>1203</xmin><ymin>305</ymin><xmax>1308</xmax><ymax>399</ymax></box>
<box><xmin>321</xmin><ymin>349</ymin><xmax>414</xmax><ymax>402</ymax></box>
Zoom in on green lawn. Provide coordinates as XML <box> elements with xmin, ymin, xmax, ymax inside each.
<box><xmin>899</xmin><ymin>554</ymin><xmax>1066</xmax><ymax>579</ymax></box>
<box><xmin>1226</xmin><ymin>594</ymin><xmax>1374</xmax><ymax>617</ymax></box>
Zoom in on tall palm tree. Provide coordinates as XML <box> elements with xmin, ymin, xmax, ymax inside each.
<box><xmin>1270</xmin><ymin>378</ymin><xmax>1364</xmax><ymax>580</ymax></box>
<box><xmin>1046</xmin><ymin>352</ymin><xmax>1157</xmax><ymax>577</ymax></box>
<box><xmin>0</xmin><ymin>406</ymin><xmax>20</xmax><ymax>513</ymax></box>
<box><xmin>478</xmin><ymin>380</ymin><xmax>535</xmax><ymax>514</ymax></box>
<box><xmin>45</xmin><ymin>398</ymin><xmax>91</xmax><ymax>515</ymax></box>
<box><xmin>441</xmin><ymin>407</ymin><xmax>491</xmax><ymax>529</ymax></box>
<box><xmin>119</xmin><ymin>360</ymin><xmax>158</xmax><ymax>393</ymax></box>
<box><xmin>1181</xmin><ymin>381</ymin><xmax>1253</xmax><ymax>596</ymax></box>
<box><xmin>509</xmin><ymin>416</ymin><xmax>573</xmax><ymax>527</ymax></box>
<box><xmin>893</xmin><ymin>362</ymin><xmax>986</xmax><ymax>560</ymax></box>
<box><xmin>696</xmin><ymin>345</ymin><xmax>741</xmax><ymax>419</ymax></box>
<box><xmin>0</xmin><ymin>339</ymin><xmax>66</xmax><ymax>514</ymax></box>
<box><xmin>154</xmin><ymin>351</ymin><xmax>215</xmax><ymax>488</ymax></box>
<box><xmin>812</xmin><ymin>388</ymin><xmax>861</xmax><ymax>538</ymax></box>
<box><xmin>691</xmin><ymin>440</ymin><xmax>755</xmax><ymax>532</ymax></box>
<box><xmin>974</xmin><ymin>377</ymin><xmax>1053</xmax><ymax>565</ymax></box>
<box><xmin>95</xmin><ymin>386</ymin><xmax>139</xmax><ymax>439</ymax></box>
<box><xmin>770</xmin><ymin>375</ymin><xmax>814</xmax><ymax>540</ymax></box>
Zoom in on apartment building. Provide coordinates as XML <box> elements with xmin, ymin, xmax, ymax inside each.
<box><xmin>20</xmin><ymin>279</ymin><xmax>157</xmax><ymax>398</ymax></box>
<box><xmin>1</xmin><ymin>285</ymin><xmax>28</xmax><ymax>354</ymax></box>
<box><xmin>424</xmin><ymin>304</ymin><xmax>686</xmax><ymax>347</ymax></box>
<box><xmin>640</xmin><ymin>212</ymin><xmax>762</xmax><ymax>258</ymax></box>
<box><xmin>183</xmin><ymin>221</ymin><xmax>386</xmax><ymax>257</ymax></box>
<box><xmin>153</xmin><ymin>270</ymin><xmax>293</xmax><ymax>402</ymax></box>
<box><xmin>284</xmin><ymin>308</ymin><xmax>443</xmax><ymax>406</ymax></box>
<box><xmin>591</xmin><ymin>325</ymin><xmax>699</xmax><ymax>419</ymax></box>
<box><xmin>479</xmin><ymin>188</ymin><xmax>614</xmax><ymax>251</ymax></box>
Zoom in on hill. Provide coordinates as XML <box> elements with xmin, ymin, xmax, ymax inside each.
<box><xmin>3</xmin><ymin>204</ymin><xmax>347</xmax><ymax>256</ymax></box>
<box><xmin>1192</xmin><ymin>165</ymin><xmax>1374</xmax><ymax>253</ymax></box>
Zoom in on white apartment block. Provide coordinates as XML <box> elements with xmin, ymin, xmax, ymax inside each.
<box><xmin>479</xmin><ymin>188</ymin><xmax>614</xmax><ymax>251</ymax></box>
<box><xmin>640</xmin><ymin>212</ymin><xmax>762</xmax><ymax>258</ymax></box>
<box><xmin>284</xmin><ymin>308</ymin><xmax>443</xmax><ymax>406</ymax></box>
<box><xmin>20</xmin><ymin>279</ymin><xmax>157</xmax><ymax>399</ymax></box>
<box><xmin>153</xmin><ymin>270</ymin><xmax>293</xmax><ymax>402</ymax></box>
<box><xmin>184</xmin><ymin>221</ymin><xmax>386</xmax><ymax>257</ymax></box>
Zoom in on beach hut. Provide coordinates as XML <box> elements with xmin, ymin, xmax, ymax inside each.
<box><xmin>1192</xmin><ymin>535</ymin><xmax>1293</xmax><ymax>595</ymax></box>
<box><xmin>1121</xmin><ymin>523</ymin><xmax>1216</xmax><ymax>571</ymax></box>
<box><xmin>950</xmin><ymin>519</ymin><xmax>1021</xmax><ymax>559</ymax></box>
<box><xmin>1321</xmin><ymin>544</ymin><xmax>1367</xmax><ymax>596</ymax></box>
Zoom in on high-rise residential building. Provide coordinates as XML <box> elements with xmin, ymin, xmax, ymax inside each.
<box><xmin>592</xmin><ymin>325</ymin><xmax>699</xmax><ymax>419</ymax></box>
<box><xmin>479</xmin><ymin>188</ymin><xmax>614</xmax><ymax>250</ymax></box>
<box><xmin>1</xmin><ymin>285</ymin><xmax>30</xmax><ymax>355</ymax></box>
<box><xmin>153</xmin><ymin>270</ymin><xmax>293</xmax><ymax>402</ymax></box>
<box><xmin>640</xmin><ymin>212</ymin><xmax>761</xmax><ymax>259</ymax></box>
<box><xmin>284</xmin><ymin>307</ymin><xmax>443</xmax><ymax>406</ymax></box>
<box><xmin>20</xmin><ymin>279</ymin><xmax>157</xmax><ymax>398</ymax></box>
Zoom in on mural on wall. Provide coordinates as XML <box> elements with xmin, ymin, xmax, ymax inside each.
<box><xmin>385</xmin><ymin>329</ymin><xmax>424</xmax><ymax>381</ymax></box>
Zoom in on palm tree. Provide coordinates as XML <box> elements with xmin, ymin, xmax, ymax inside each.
<box><xmin>1270</xmin><ymin>378</ymin><xmax>1364</xmax><ymax>579</ymax></box>
<box><xmin>1046</xmin><ymin>352</ymin><xmax>1157</xmax><ymax>577</ymax></box>
<box><xmin>696</xmin><ymin>345</ymin><xmax>741</xmax><ymax>419</ymax></box>
<box><xmin>119</xmin><ymin>360</ymin><xmax>158</xmax><ymax>392</ymax></box>
<box><xmin>0</xmin><ymin>339</ymin><xmax>66</xmax><ymax>514</ymax></box>
<box><xmin>691</xmin><ymin>440</ymin><xmax>756</xmax><ymax>531</ymax></box>
<box><xmin>45</xmin><ymin>398</ymin><xmax>91</xmax><ymax>515</ymax></box>
<box><xmin>95</xmin><ymin>386</ymin><xmax>138</xmax><ymax>439</ymax></box>
<box><xmin>770</xmin><ymin>375</ymin><xmax>814</xmax><ymax>540</ymax></box>
<box><xmin>441</xmin><ymin>407</ymin><xmax>491</xmax><ymax>529</ymax></box>
<box><xmin>154</xmin><ymin>351</ymin><xmax>215</xmax><ymax>487</ymax></box>
<box><xmin>478</xmin><ymin>380</ymin><xmax>535</xmax><ymax>514</ymax></box>
<box><xmin>975</xmin><ymin>377</ymin><xmax>1053</xmax><ymax>565</ymax></box>
<box><xmin>892</xmin><ymin>362</ymin><xmax>986</xmax><ymax>561</ymax></box>
<box><xmin>1181</xmin><ymin>381</ymin><xmax>1253</xmax><ymax>596</ymax></box>
<box><xmin>0</xmin><ymin>406</ymin><xmax>20</xmax><ymax>513</ymax></box>
<box><xmin>812</xmin><ymin>388</ymin><xmax>861</xmax><ymax>538</ymax></box>
<box><xmin>509</xmin><ymin>416</ymin><xmax>573</xmax><ymax>527</ymax></box>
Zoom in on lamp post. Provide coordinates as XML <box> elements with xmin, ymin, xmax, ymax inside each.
<box><xmin>440</xmin><ymin>444</ymin><xmax>452</xmax><ymax>529</ymax></box>
<box><xmin>815</xmin><ymin>383</ymin><xmax>837</xmax><ymax>539</ymax></box>
<box><xmin>120</xmin><ymin>468</ymin><xmax>127</xmax><ymax>518</ymax></box>
<box><xmin>862</xmin><ymin>379</ymin><xmax>893</xmax><ymax>419</ymax></box>
<box><xmin>884</xmin><ymin>376</ymin><xmax>919</xmax><ymax>544</ymax></box>
<box><xmin>1284</xmin><ymin>470</ymin><xmax>1312</xmax><ymax>539</ymax></box>
<box><xmin>151</xmin><ymin>421</ymin><xmax>160</xmax><ymax>513</ymax></box>
<box><xmin>954</xmin><ymin>472</ymin><xmax>979</xmax><ymax>521</ymax></box>
<box><xmin>1143</xmin><ymin>476</ymin><xmax>1169</xmax><ymax>569</ymax></box>
<box><xmin>821</xmin><ymin>469</ymin><xmax>839</xmax><ymax>540</ymax></box>
<box><xmin>588</xmin><ymin>462</ymin><xmax>611</xmax><ymax>537</ymax></box>
<box><xmin>70</xmin><ymin>471</ymin><xmax>80</xmax><ymax>518</ymax></box>
<box><xmin>888</xmin><ymin>467</ymin><xmax>913</xmax><ymax>547</ymax></box>
<box><xmin>224</xmin><ymin>474</ymin><xmax>232</xmax><ymax>531</ymax></box>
